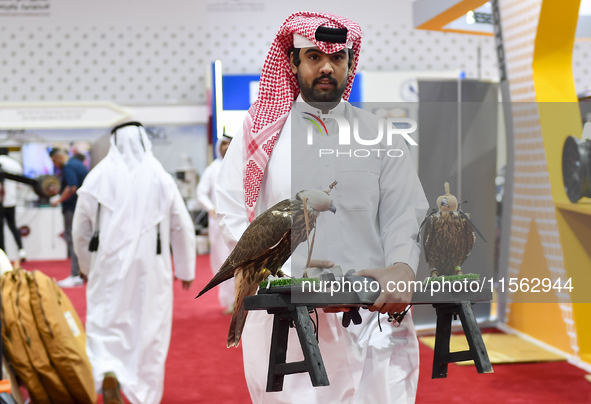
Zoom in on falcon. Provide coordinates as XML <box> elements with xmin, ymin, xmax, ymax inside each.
<box><xmin>197</xmin><ymin>188</ymin><xmax>337</xmax><ymax>347</ymax></box>
<box><xmin>420</xmin><ymin>182</ymin><xmax>484</xmax><ymax>277</ymax></box>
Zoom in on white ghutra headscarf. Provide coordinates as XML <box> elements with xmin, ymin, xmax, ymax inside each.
<box><xmin>78</xmin><ymin>124</ymin><xmax>173</xmax><ymax>258</ymax></box>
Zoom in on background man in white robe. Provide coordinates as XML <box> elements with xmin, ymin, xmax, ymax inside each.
<box><xmin>197</xmin><ymin>133</ymin><xmax>234</xmax><ymax>314</ymax></box>
<box><xmin>72</xmin><ymin>122</ymin><xmax>196</xmax><ymax>404</ymax></box>
<box><xmin>216</xmin><ymin>12</ymin><xmax>429</xmax><ymax>404</ymax></box>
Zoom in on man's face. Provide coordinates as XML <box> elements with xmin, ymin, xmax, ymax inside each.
<box><xmin>51</xmin><ymin>154</ymin><xmax>66</xmax><ymax>169</ymax></box>
<box><xmin>290</xmin><ymin>47</ymin><xmax>353</xmax><ymax>104</ymax></box>
<box><xmin>220</xmin><ymin>139</ymin><xmax>231</xmax><ymax>158</ymax></box>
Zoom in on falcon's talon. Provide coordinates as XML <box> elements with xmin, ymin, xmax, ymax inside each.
<box><xmin>277</xmin><ymin>270</ymin><xmax>289</xmax><ymax>278</ymax></box>
<box><xmin>265</xmin><ymin>274</ymin><xmax>279</xmax><ymax>288</ymax></box>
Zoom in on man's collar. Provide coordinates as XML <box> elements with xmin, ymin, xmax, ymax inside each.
<box><xmin>294</xmin><ymin>94</ymin><xmax>346</xmax><ymax>115</ymax></box>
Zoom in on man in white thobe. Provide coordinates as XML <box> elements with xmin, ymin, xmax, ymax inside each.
<box><xmin>215</xmin><ymin>11</ymin><xmax>428</xmax><ymax>404</ymax></box>
<box><xmin>72</xmin><ymin>122</ymin><xmax>196</xmax><ymax>404</ymax></box>
<box><xmin>197</xmin><ymin>133</ymin><xmax>234</xmax><ymax>313</ymax></box>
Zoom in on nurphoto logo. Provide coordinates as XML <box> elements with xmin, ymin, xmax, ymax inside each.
<box><xmin>302</xmin><ymin>112</ymin><xmax>329</xmax><ymax>137</ymax></box>
<box><xmin>303</xmin><ymin>114</ymin><xmax>418</xmax><ymax>158</ymax></box>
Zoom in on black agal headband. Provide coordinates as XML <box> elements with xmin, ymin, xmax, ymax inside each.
<box><xmin>315</xmin><ymin>26</ymin><xmax>348</xmax><ymax>44</ymax></box>
<box><xmin>110</xmin><ymin>121</ymin><xmax>145</xmax><ymax>151</ymax></box>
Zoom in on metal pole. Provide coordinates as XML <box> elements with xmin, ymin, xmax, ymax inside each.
<box><xmin>457</xmin><ymin>76</ymin><xmax>463</xmax><ymax>202</ymax></box>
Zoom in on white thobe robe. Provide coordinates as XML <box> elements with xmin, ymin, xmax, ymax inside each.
<box><xmin>196</xmin><ymin>158</ymin><xmax>234</xmax><ymax>310</ymax></box>
<box><xmin>216</xmin><ymin>96</ymin><xmax>429</xmax><ymax>404</ymax></box>
<box><xmin>72</xmin><ymin>127</ymin><xmax>196</xmax><ymax>404</ymax></box>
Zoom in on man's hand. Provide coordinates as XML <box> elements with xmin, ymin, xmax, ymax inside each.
<box><xmin>356</xmin><ymin>263</ymin><xmax>415</xmax><ymax>315</ymax></box>
<box><xmin>52</xmin><ymin>186</ymin><xmax>76</xmax><ymax>207</ymax></box>
<box><xmin>307</xmin><ymin>259</ymin><xmax>334</xmax><ymax>269</ymax></box>
<box><xmin>174</xmin><ymin>276</ymin><xmax>193</xmax><ymax>290</ymax></box>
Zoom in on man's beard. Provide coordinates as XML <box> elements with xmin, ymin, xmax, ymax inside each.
<box><xmin>298</xmin><ymin>73</ymin><xmax>348</xmax><ymax>103</ymax></box>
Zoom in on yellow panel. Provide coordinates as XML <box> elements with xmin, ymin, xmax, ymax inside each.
<box><xmin>531</xmin><ymin>0</ymin><xmax>591</xmax><ymax>365</ymax></box>
<box><xmin>534</xmin><ymin>102</ymin><xmax>583</xmax><ymax>202</ymax></box>
<box><xmin>556</xmin><ymin>211</ymin><xmax>591</xmax><ymax>299</ymax></box>
<box><xmin>419</xmin><ymin>334</ymin><xmax>566</xmax><ymax>364</ymax></box>
<box><xmin>507</xmin><ymin>302</ymin><xmax>574</xmax><ymax>355</ymax></box>
<box><xmin>556</xmin><ymin>210</ymin><xmax>591</xmax><ymax>360</ymax></box>
<box><xmin>507</xmin><ymin>221</ymin><xmax>574</xmax><ymax>355</ymax></box>
<box><xmin>533</xmin><ymin>0</ymin><xmax>580</xmax><ymax>199</ymax></box>
<box><xmin>532</xmin><ymin>0</ymin><xmax>580</xmax><ymax>103</ymax></box>
<box><xmin>555</xmin><ymin>202</ymin><xmax>591</xmax><ymax>216</ymax></box>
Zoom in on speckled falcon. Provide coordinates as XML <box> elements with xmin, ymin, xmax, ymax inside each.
<box><xmin>420</xmin><ymin>182</ymin><xmax>483</xmax><ymax>277</ymax></box>
<box><xmin>196</xmin><ymin>188</ymin><xmax>336</xmax><ymax>347</ymax></box>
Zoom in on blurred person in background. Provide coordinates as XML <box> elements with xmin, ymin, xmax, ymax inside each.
<box><xmin>196</xmin><ymin>132</ymin><xmax>234</xmax><ymax>314</ymax></box>
<box><xmin>50</xmin><ymin>147</ymin><xmax>89</xmax><ymax>287</ymax></box>
<box><xmin>72</xmin><ymin>122</ymin><xmax>196</xmax><ymax>404</ymax></box>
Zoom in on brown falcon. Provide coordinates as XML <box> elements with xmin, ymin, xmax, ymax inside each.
<box><xmin>196</xmin><ymin>188</ymin><xmax>336</xmax><ymax>347</ymax></box>
<box><xmin>420</xmin><ymin>182</ymin><xmax>484</xmax><ymax>277</ymax></box>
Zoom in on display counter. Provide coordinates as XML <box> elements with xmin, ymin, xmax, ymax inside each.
<box><xmin>3</xmin><ymin>206</ymin><xmax>67</xmax><ymax>261</ymax></box>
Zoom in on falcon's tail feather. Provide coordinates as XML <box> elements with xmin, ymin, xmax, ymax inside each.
<box><xmin>227</xmin><ymin>271</ymin><xmax>259</xmax><ymax>348</ymax></box>
<box><xmin>196</xmin><ymin>260</ymin><xmax>235</xmax><ymax>298</ymax></box>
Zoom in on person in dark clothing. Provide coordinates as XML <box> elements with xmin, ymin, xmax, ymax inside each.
<box><xmin>50</xmin><ymin>148</ymin><xmax>89</xmax><ymax>287</ymax></box>
<box><xmin>73</xmin><ymin>153</ymin><xmax>87</xmax><ymax>163</ymax></box>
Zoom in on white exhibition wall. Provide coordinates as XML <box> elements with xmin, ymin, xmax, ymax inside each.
<box><xmin>5</xmin><ymin>0</ymin><xmax>581</xmax><ymax>106</ymax></box>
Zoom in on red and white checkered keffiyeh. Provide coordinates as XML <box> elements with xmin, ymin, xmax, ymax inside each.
<box><xmin>243</xmin><ymin>11</ymin><xmax>362</xmax><ymax>222</ymax></box>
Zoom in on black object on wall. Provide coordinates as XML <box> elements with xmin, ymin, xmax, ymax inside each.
<box><xmin>562</xmin><ymin>135</ymin><xmax>591</xmax><ymax>203</ymax></box>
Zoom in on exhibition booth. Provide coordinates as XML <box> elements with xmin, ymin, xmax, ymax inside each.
<box><xmin>0</xmin><ymin>104</ymin><xmax>210</xmax><ymax>260</ymax></box>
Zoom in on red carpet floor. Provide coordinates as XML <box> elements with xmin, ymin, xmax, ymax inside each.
<box><xmin>21</xmin><ymin>258</ymin><xmax>591</xmax><ymax>404</ymax></box>
<box><xmin>416</xmin><ymin>328</ymin><xmax>591</xmax><ymax>404</ymax></box>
